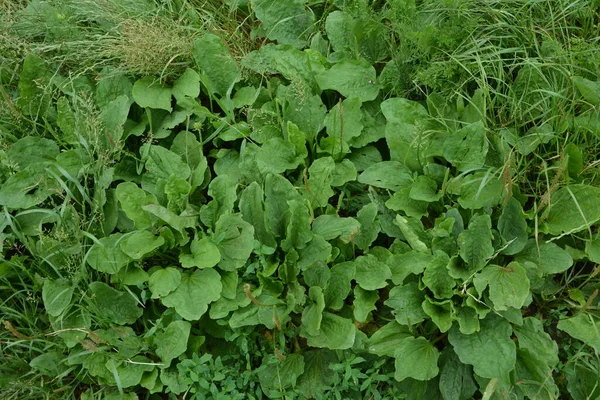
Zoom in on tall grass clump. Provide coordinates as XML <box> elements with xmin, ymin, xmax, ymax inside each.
<box><xmin>384</xmin><ymin>0</ymin><xmax>600</xmax><ymax>195</ymax></box>
<box><xmin>1</xmin><ymin>0</ymin><xmax>257</xmax><ymax>81</ymax></box>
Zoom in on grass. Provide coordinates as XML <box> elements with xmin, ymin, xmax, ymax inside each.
<box><xmin>1</xmin><ymin>0</ymin><xmax>257</xmax><ymax>83</ymax></box>
<box><xmin>1</xmin><ymin>0</ymin><xmax>600</xmax><ymax>398</ymax></box>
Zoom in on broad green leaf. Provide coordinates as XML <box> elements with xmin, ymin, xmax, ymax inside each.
<box><xmin>557</xmin><ymin>314</ymin><xmax>600</xmax><ymax>352</ymax></box>
<box><xmin>331</xmin><ymin>159</ymin><xmax>357</xmax><ymax>187</ymax></box>
<box><xmin>214</xmin><ymin>214</ymin><xmax>255</xmax><ymax>271</ymax></box>
<box><xmin>319</xmin><ymin>133</ymin><xmax>351</xmax><ymax>157</ymax></box>
<box><xmin>16</xmin><ymin>54</ymin><xmax>52</xmax><ymax>116</ymax></box>
<box><xmin>448</xmin><ymin>315</ymin><xmax>516</xmax><ymax>380</ymax></box>
<box><xmin>242</xmin><ymin>43</ymin><xmax>324</xmax><ymax>92</ymax></box>
<box><xmin>354</xmin><ymin>254</ymin><xmax>391</xmax><ymax>290</ymax></box>
<box><xmin>144</xmin><ymin>144</ymin><xmax>191</xmax><ymax>181</ymax></box>
<box><xmin>443</xmin><ymin>122</ymin><xmax>488</xmax><ymax>171</ymax></box>
<box><xmin>573</xmin><ymin>76</ymin><xmax>600</xmax><ymax>106</ymax></box>
<box><xmin>297</xmin><ymin>350</ymin><xmax>336</xmax><ymax>399</ymax></box>
<box><xmin>514</xmin><ymin>127</ymin><xmax>555</xmax><ymax>156</ymax></box>
<box><xmin>304</xmin><ymin>157</ymin><xmax>335</xmax><ymax>208</ymax></box>
<box><xmin>394</xmin><ymin>337</ymin><xmax>440</xmax><ymax>381</ymax></box>
<box><xmin>87</xmin><ymin>233</ymin><xmax>130</xmax><ymax>274</ymax></box>
<box><xmin>107</xmin><ymin>357</ymin><xmax>154</xmax><ymax>389</ymax></box>
<box><xmin>354</xmin><ymin>287</ymin><xmax>379</xmax><ymax>323</ymax></box>
<box><xmin>132</xmin><ymin>77</ymin><xmax>172</xmax><ymax>111</ymax></box>
<box><xmin>388</xmin><ymin>251</ymin><xmax>433</xmax><ymax>285</ymax></box>
<box><xmin>458</xmin><ymin>214</ymin><xmax>494</xmax><ymax>270</ymax></box>
<box><xmin>355</xmin><ymin>203</ymin><xmax>380</xmax><ymax>250</ymax></box>
<box><xmin>422</xmin><ymin>251</ymin><xmax>455</xmax><ymax>299</ymax></box>
<box><xmin>514</xmin><ymin>317</ymin><xmax>559</xmax><ymax>367</ymax></box>
<box><xmin>365</xmin><ymin>321</ymin><xmax>412</xmax><ymax>357</ymax></box>
<box><xmin>0</xmin><ymin>167</ymin><xmax>57</xmax><ymax>209</ymax></box>
<box><xmin>297</xmin><ymin>234</ymin><xmax>331</xmax><ymax>271</ymax></box>
<box><xmin>386</xmin><ymin>188</ymin><xmax>429</xmax><ymax>218</ymax></box>
<box><xmin>394</xmin><ymin>215</ymin><xmax>429</xmax><ymax>253</ymax></box>
<box><xmin>325</xmin><ymin>11</ymin><xmax>388</xmax><ymax>63</ymax></box>
<box><xmin>83</xmin><ymin>352</ymin><xmax>113</xmax><ymax>382</ymax></box>
<box><xmin>160</xmin><ymin>368</ymin><xmax>189</xmax><ymax>394</ymax></box>
<box><xmin>422</xmin><ymin>298</ymin><xmax>454</xmax><ymax>333</ymax></box>
<box><xmin>301</xmin><ymin>312</ymin><xmax>356</xmax><ymax>350</ymax></box>
<box><xmin>381</xmin><ymin>97</ymin><xmax>429</xmax><ymax>126</ymax></box>
<box><xmin>100</xmin><ymin>95</ymin><xmax>130</xmax><ymax>144</ymax></box>
<box><xmin>382</xmin><ymin>97</ymin><xmax>430</xmax><ymax>171</ymax></box>
<box><xmin>164</xmin><ymin>180</ymin><xmax>191</xmax><ymax>218</ymax></box>
<box><xmin>473</xmin><ymin>262</ymin><xmax>530</xmax><ymax>311</ymax></box>
<box><xmin>456</xmin><ymin>173</ymin><xmax>503</xmax><ymax>210</ymax></box>
<box><xmin>514</xmin><ymin>349</ymin><xmax>559</xmax><ymax>400</ymax></box>
<box><xmin>246</xmin><ymin>106</ymin><xmax>278</xmax><ymax>142</ymax></box>
<box><xmin>239</xmin><ymin>182</ymin><xmax>277</xmax><ymax>248</ymax></box>
<box><xmin>461</xmin><ymin>89</ymin><xmax>486</xmax><ymax>123</ymax></box>
<box><xmin>367</xmin><ymin>209</ymin><xmax>401</xmax><ymax>241</ymax></box>
<box><xmin>142</xmin><ymin>204</ymin><xmax>186</xmax><ymax>233</ymax></box>
<box><xmin>316</xmin><ymin>59</ymin><xmax>379</xmax><ymax>102</ymax></box>
<box><xmin>201</xmin><ymin>174</ymin><xmax>237</xmax><ymax>227</ymax></box>
<box><xmin>229</xmin><ymin>304</ymin><xmax>260</xmax><ymax>328</ymax></box>
<box><xmin>155</xmin><ymin>321</ymin><xmax>190</xmax><ymax>367</ymax></box>
<box><xmin>586</xmin><ymin>238</ymin><xmax>600</xmax><ymax>263</ymax></box>
<box><xmin>311</xmin><ymin>214</ymin><xmax>360</xmax><ymax>242</ymax></box>
<box><xmin>324</xmin><ymin>261</ymin><xmax>355</xmax><ymax>310</ymax></box>
<box><xmin>348</xmin><ymin>145</ymin><xmax>382</xmax><ymax>171</ymax></box>
<box><xmin>545</xmin><ymin>185</ymin><xmax>600</xmax><ymax>235</ymax></box>
<box><xmin>211</xmin><ymin>285</ymin><xmax>251</xmax><ymax>319</ymax></box>
<box><xmin>438</xmin><ymin>348</ymin><xmax>477</xmax><ymax>400</ymax></box>
<box><xmin>48</xmin><ymin>308</ymin><xmax>90</xmax><ymax>349</ymax></box>
<box><xmin>358</xmin><ymin>161</ymin><xmax>412</xmax><ymax>191</ymax></box>
<box><xmin>233</xmin><ymin>86</ymin><xmax>259</xmax><ymax>108</ymax></box>
<box><xmin>113</xmin><ymin>265</ymin><xmax>149</xmax><ymax>286</ymax></box>
<box><xmin>256</xmin><ymin>137</ymin><xmax>304</xmax><ymax>175</ymax></box>
<box><xmin>285</xmin><ymin>94</ymin><xmax>326</xmax><ymax>144</ymax></box>
<box><xmin>287</xmin><ymin>121</ymin><xmax>308</xmax><ymax>158</ymax></box>
<box><xmin>302</xmin><ymin>286</ymin><xmax>325</xmax><ymax>336</ymax></box>
<box><xmin>565</xmin><ymin>143</ymin><xmax>584</xmax><ymax>178</ymax></box>
<box><xmin>42</xmin><ymin>278</ymin><xmax>74</xmax><ymax>317</ymax></box>
<box><xmin>566</xmin><ymin>363</ymin><xmax>600</xmax><ymax>400</ymax></box>
<box><xmin>303</xmin><ymin>262</ymin><xmax>331</xmax><ymax>289</ymax></box>
<box><xmin>148</xmin><ymin>267</ymin><xmax>181</xmax><ymax>299</ymax></box>
<box><xmin>265</xmin><ymin>174</ymin><xmax>300</xmax><ymax>237</ymax></box>
<box><xmin>251</xmin><ymin>0</ymin><xmax>315</xmax><ymax>48</ymax></box>
<box><xmin>349</xmin><ymin>101</ymin><xmax>386</xmax><ymax>148</ymax></box>
<box><xmin>193</xmin><ymin>34</ymin><xmax>240</xmax><ymax>96</ymax></box>
<box><xmin>282</xmin><ymin>199</ymin><xmax>313</xmax><ymax>251</ymax></box>
<box><xmin>96</xmin><ymin>71</ymin><xmax>132</xmax><ymax>109</ymax></box>
<box><xmin>258</xmin><ymin>354</ymin><xmax>305</xmax><ymax>397</ymax></box>
<box><xmin>456</xmin><ymin>307</ymin><xmax>480</xmax><ymax>335</ymax></box>
<box><xmin>89</xmin><ymin>282</ymin><xmax>142</xmax><ymax>325</ymax></box>
<box><xmin>219</xmin><ymin>270</ymin><xmax>239</xmax><ymax>299</ymax></box>
<box><xmin>498</xmin><ymin>198</ymin><xmax>527</xmax><ymax>255</ymax></box>
<box><xmin>514</xmin><ymin>239</ymin><xmax>573</xmax><ymax>275</ymax></box>
<box><xmin>12</xmin><ymin>210</ymin><xmax>58</xmax><ymax>237</ymax></box>
<box><xmin>120</xmin><ymin>230</ymin><xmax>165</xmax><ymax>260</ymax></box>
<box><xmin>7</xmin><ymin>137</ymin><xmax>59</xmax><ymax>170</ymax></box>
<box><xmin>179</xmin><ymin>237</ymin><xmax>220</xmax><ymax>269</ymax></box>
<box><xmin>410</xmin><ymin>176</ymin><xmax>441</xmax><ymax>202</ymax></box>
<box><xmin>170</xmin><ymin>130</ymin><xmax>207</xmax><ymax>188</ymax></box>
<box><xmin>325</xmin><ymin>97</ymin><xmax>363</xmax><ymax>143</ymax></box>
<box><xmin>56</xmin><ymin>97</ymin><xmax>76</xmax><ymax>143</ymax></box>
<box><xmin>385</xmin><ymin>282</ymin><xmax>427</xmax><ymax>326</ymax></box>
<box><xmin>172</xmin><ymin>68</ymin><xmax>200</xmax><ymax>101</ymax></box>
<box><xmin>30</xmin><ymin>352</ymin><xmax>67</xmax><ymax>377</ymax></box>
<box><xmin>115</xmin><ymin>182</ymin><xmax>156</xmax><ymax>229</ymax></box>
<box><xmin>162</xmin><ymin>269</ymin><xmax>222</xmax><ymax>320</ymax></box>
